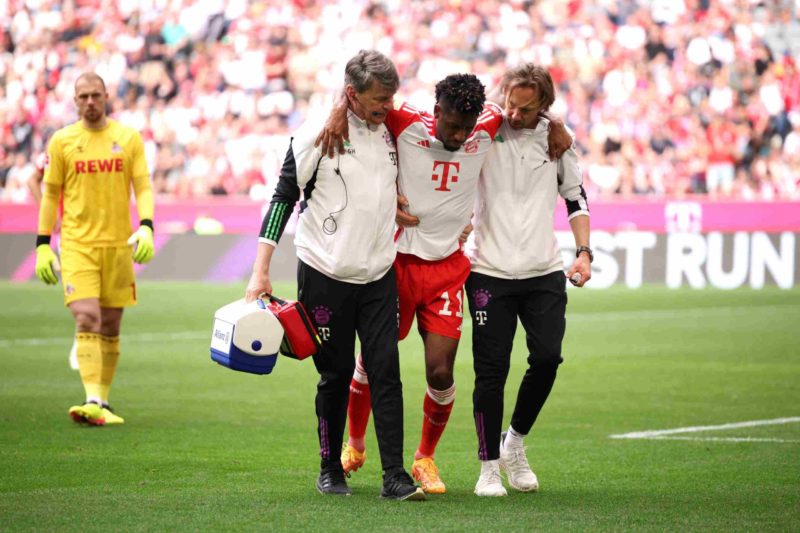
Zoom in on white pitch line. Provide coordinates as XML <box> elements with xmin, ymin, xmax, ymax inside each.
<box><xmin>0</xmin><ymin>331</ymin><xmax>209</xmax><ymax>349</ymax></box>
<box><xmin>646</xmin><ymin>436</ymin><xmax>800</xmax><ymax>444</ymax></box>
<box><xmin>610</xmin><ymin>417</ymin><xmax>800</xmax><ymax>440</ymax></box>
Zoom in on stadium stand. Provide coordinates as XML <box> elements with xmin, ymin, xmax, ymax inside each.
<box><xmin>1</xmin><ymin>0</ymin><xmax>798</xmax><ymax>201</ymax></box>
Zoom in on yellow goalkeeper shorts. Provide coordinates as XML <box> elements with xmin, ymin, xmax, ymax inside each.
<box><xmin>60</xmin><ymin>245</ymin><xmax>137</xmax><ymax>307</ymax></box>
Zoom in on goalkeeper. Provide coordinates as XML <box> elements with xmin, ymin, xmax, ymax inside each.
<box><xmin>34</xmin><ymin>72</ymin><xmax>155</xmax><ymax>426</ymax></box>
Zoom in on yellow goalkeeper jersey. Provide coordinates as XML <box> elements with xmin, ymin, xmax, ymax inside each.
<box><xmin>44</xmin><ymin>119</ymin><xmax>151</xmax><ymax>246</ymax></box>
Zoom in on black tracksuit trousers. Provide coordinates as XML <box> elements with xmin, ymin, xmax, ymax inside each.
<box><xmin>466</xmin><ymin>270</ymin><xmax>567</xmax><ymax>461</ymax></box>
<box><xmin>298</xmin><ymin>260</ymin><xmax>404</xmax><ymax>473</ymax></box>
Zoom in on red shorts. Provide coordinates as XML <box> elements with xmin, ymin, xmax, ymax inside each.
<box><xmin>395</xmin><ymin>250</ymin><xmax>471</xmax><ymax>341</ymax></box>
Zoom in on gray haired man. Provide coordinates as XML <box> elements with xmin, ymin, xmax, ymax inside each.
<box><xmin>246</xmin><ymin>50</ymin><xmax>424</xmax><ymax>501</ymax></box>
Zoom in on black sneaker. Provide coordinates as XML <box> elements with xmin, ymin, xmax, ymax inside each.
<box><xmin>316</xmin><ymin>468</ymin><xmax>352</xmax><ymax>495</ymax></box>
<box><xmin>381</xmin><ymin>469</ymin><xmax>426</xmax><ymax>501</ymax></box>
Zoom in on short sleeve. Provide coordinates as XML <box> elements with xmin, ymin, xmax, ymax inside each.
<box><xmin>43</xmin><ymin>134</ymin><xmax>65</xmax><ymax>186</ymax></box>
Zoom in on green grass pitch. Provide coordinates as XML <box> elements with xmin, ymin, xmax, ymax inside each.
<box><xmin>0</xmin><ymin>282</ymin><xmax>798</xmax><ymax>532</ymax></box>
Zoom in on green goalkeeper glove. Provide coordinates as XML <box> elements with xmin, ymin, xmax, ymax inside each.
<box><xmin>35</xmin><ymin>244</ymin><xmax>60</xmax><ymax>285</ymax></box>
<box><xmin>127</xmin><ymin>225</ymin><xmax>154</xmax><ymax>264</ymax></box>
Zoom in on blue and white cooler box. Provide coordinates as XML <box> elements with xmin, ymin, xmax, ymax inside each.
<box><xmin>210</xmin><ymin>298</ymin><xmax>284</xmax><ymax>375</ymax></box>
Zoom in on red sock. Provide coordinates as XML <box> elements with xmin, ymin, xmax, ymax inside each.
<box><xmin>416</xmin><ymin>387</ymin><xmax>455</xmax><ymax>459</ymax></box>
<box><xmin>346</xmin><ymin>368</ymin><xmax>371</xmax><ymax>452</ymax></box>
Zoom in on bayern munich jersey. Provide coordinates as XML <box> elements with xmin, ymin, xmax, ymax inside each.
<box><xmin>43</xmin><ymin>119</ymin><xmax>151</xmax><ymax>247</ymax></box>
<box><xmin>467</xmin><ymin>117</ymin><xmax>590</xmax><ymax>279</ymax></box>
<box><xmin>385</xmin><ymin>102</ymin><xmax>503</xmax><ymax>261</ymax></box>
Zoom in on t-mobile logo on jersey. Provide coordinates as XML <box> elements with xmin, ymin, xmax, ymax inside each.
<box><xmin>317</xmin><ymin>327</ymin><xmax>330</xmax><ymax>341</ymax></box>
<box><xmin>432</xmin><ymin>160</ymin><xmax>460</xmax><ymax>191</ymax></box>
<box><xmin>475</xmin><ymin>310</ymin><xmax>488</xmax><ymax>325</ymax></box>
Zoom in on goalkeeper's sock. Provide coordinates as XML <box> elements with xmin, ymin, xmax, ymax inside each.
<box><xmin>346</xmin><ymin>353</ymin><xmax>371</xmax><ymax>452</ymax></box>
<box><xmin>99</xmin><ymin>335</ymin><xmax>120</xmax><ymax>404</ymax></box>
<box><xmin>75</xmin><ymin>332</ymin><xmax>103</xmax><ymax>403</ymax></box>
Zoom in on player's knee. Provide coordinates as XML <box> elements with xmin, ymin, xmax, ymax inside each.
<box><xmin>73</xmin><ymin>311</ymin><xmax>101</xmax><ymax>332</ymax></box>
<box><xmin>100</xmin><ymin>316</ymin><xmax>122</xmax><ymax>336</ymax></box>
<box><xmin>426</xmin><ymin>365</ymin><xmax>454</xmax><ymax>390</ymax></box>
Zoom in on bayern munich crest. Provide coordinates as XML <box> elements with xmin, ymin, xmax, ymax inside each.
<box><xmin>312</xmin><ymin>305</ymin><xmax>333</xmax><ymax>326</ymax></box>
<box><xmin>472</xmin><ymin>288</ymin><xmax>491</xmax><ymax>309</ymax></box>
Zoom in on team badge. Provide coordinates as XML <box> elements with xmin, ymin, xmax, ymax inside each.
<box><xmin>312</xmin><ymin>305</ymin><xmax>333</xmax><ymax>326</ymax></box>
<box><xmin>464</xmin><ymin>140</ymin><xmax>479</xmax><ymax>153</ymax></box>
<box><xmin>383</xmin><ymin>130</ymin><xmax>395</xmax><ymax>148</ymax></box>
<box><xmin>472</xmin><ymin>288</ymin><xmax>492</xmax><ymax>309</ymax></box>
<box><xmin>111</xmin><ymin>142</ymin><xmax>122</xmax><ymax>153</ymax></box>
<box><xmin>65</xmin><ymin>283</ymin><xmax>75</xmax><ymax>295</ymax></box>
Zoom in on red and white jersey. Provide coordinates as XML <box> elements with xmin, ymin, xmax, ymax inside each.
<box><xmin>386</xmin><ymin>102</ymin><xmax>502</xmax><ymax>261</ymax></box>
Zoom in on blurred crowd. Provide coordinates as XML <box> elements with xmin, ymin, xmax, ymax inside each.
<box><xmin>1</xmin><ymin>0</ymin><xmax>799</xmax><ymax>203</ymax></box>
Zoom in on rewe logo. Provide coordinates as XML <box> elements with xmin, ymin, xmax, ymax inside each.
<box><xmin>75</xmin><ymin>159</ymin><xmax>123</xmax><ymax>174</ymax></box>
<box><xmin>432</xmin><ymin>160</ymin><xmax>460</xmax><ymax>191</ymax></box>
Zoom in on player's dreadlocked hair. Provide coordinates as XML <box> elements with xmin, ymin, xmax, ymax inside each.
<box><xmin>435</xmin><ymin>74</ymin><xmax>486</xmax><ymax>116</ymax></box>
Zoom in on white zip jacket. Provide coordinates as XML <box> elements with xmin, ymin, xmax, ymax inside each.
<box><xmin>467</xmin><ymin>117</ymin><xmax>589</xmax><ymax>279</ymax></box>
<box><xmin>259</xmin><ymin>111</ymin><xmax>399</xmax><ymax>283</ymax></box>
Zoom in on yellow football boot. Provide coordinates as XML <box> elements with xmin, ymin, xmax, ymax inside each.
<box><xmin>411</xmin><ymin>457</ymin><xmax>446</xmax><ymax>494</ymax></box>
<box><xmin>341</xmin><ymin>444</ymin><xmax>366</xmax><ymax>474</ymax></box>
<box><xmin>68</xmin><ymin>402</ymin><xmax>105</xmax><ymax>426</ymax></box>
<box><xmin>101</xmin><ymin>406</ymin><xmax>125</xmax><ymax>425</ymax></box>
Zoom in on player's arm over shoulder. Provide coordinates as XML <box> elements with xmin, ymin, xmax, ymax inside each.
<box><xmin>477</xmin><ymin>101</ymin><xmax>504</xmax><ymax>138</ymax></box>
<box><xmin>385</xmin><ymin>102</ymin><xmax>422</xmax><ymax>137</ymax></box>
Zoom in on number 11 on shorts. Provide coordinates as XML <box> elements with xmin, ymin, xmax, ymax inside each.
<box><xmin>438</xmin><ymin>291</ymin><xmax>463</xmax><ymax>318</ymax></box>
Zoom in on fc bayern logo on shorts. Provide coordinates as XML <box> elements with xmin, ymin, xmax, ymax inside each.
<box><xmin>312</xmin><ymin>305</ymin><xmax>333</xmax><ymax>326</ymax></box>
<box><xmin>472</xmin><ymin>288</ymin><xmax>491</xmax><ymax>309</ymax></box>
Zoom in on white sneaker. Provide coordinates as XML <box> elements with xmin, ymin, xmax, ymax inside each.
<box><xmin>68</xmin><ymin>342</ymin><xmax>79</xmax><ymax>371</ymax></box>
<box><xmin>499</xmin><ymin>432</ymin><xmax>539</xmax><ymax>492</ymax></box>
<box><xmin>474</xmin><ymin>460</ymin><xmax>507</xmax><ymax>497</ymax></box>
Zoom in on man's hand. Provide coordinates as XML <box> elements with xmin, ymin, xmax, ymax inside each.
<box><xmin>245</xmin><ymin>271</ymin><xmax>272</xmax><ymax>303</ymax></box>
<box><xmin>127</xmin><ymin>226</ymin><xmax>154</xmax><ymax>264</ymax></box>
<box><xmin>314</xmin><ymin>98</ymin><xmax>350</xmax><ymax>158</ymax></box>
<box><xmin>546</xmin><ymin>117</ymin><xmax>572</xmax><ymax>161</ymax></box>
<box><xmin>35</xmin><ymin>244</ymin><xmax>60</xmax><ymax>285</ymax></box>
<box><xmin>459</xmin><ymin>223</ymin><xmax>473</xmax><ymax>244</ymax></box>
<box><xmin>566</xmin><ymin>254</ymin><xmax>591</xmax><ymax>288</ymax></box>
<box><xmin>396</xmin><ymin>195</ymin><xmax>420</xmax><ymax>227</ymax></box>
